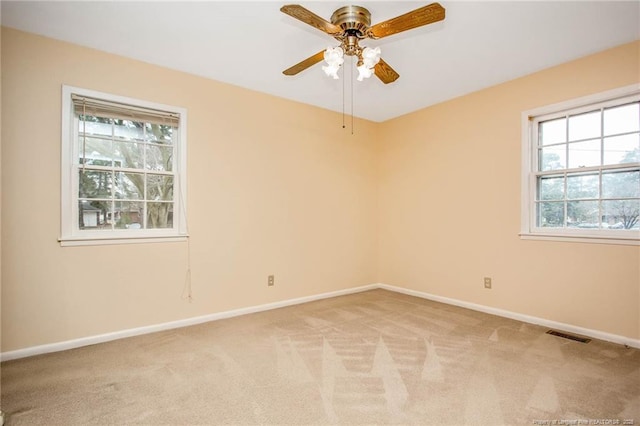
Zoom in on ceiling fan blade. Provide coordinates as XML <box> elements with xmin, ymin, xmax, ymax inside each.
<box><xmin>374</xmin><ymin>59</ymin><xmax>400</xmax><ymax>84</ymax></box>
<box><xmin>280</xmin><ymin>5</ymin><xmax>343</xmax><ymax>36</ymax></box>
<box><xmin>368</xmin><ymin>2</ymin><xmax>445</xmax><ymax>39</ymax></box>
<box><xmin>283</xmin><ymin>50</ymin><xmax>326</xmax><ymax>76</ymax></box>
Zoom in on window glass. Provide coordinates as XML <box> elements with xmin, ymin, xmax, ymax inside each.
<box><xmin>567</xmin><ymin>139</ymin><xmax>600</xmax><ymax>169</ymax></box>
<box><xmin>567</xmin><ymin>173</ymin><xmax>599</xmax><ymax>199</ymax></box>
<box><xmin>604</xmin><ymin>103</ymin><xmax>639</xmax><ymax>136</ymax></box>
<box><xmin>539</xmin><ymin>145</ymin><xmax>566</xmax><ymax>171</ymax></box>
<box><xmin>568</xmin><ymin>111</ymin><xmax>600</xmax><ymax>141</ymax></box>
<box><xmin>539</xmin><ymin>118</ymin><xmax>566</xmax><ymax>145</ymax></box>
<box><xmin>602</xmin><ymin>170</ymin><xmax>640</xmax><ymax>199</ymax></box>
<box><xmin>538</xmin><ymin>176</ymin><xmax>564</xmax><ymax>200</ymax></box>
<box><xmin>603</xmin><ymin>134</ymin><xmax>639</xmax><ymax>165</ymax></box>
<box><xmin>537</xmin><ymin>202</ymin><xmax>564</xmax><ymax>228</ymax></box>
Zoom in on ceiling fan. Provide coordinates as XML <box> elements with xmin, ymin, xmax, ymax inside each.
<box><xmin>280</xmin><ymin>3</ymin><xmax>446</xmax><ymax>84</ymax></box>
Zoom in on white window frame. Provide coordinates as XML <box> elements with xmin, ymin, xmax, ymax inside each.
<box><xmin>521</xmin><ymin>84</ymin><xmax>640</xmax><ymax>246</ymax></box>
<box><xmin>60</xmin><ymin>85</ymin><xmax>188</xmax><ymax>246</ymax></box>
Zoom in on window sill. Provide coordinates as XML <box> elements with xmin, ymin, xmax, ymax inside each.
<box><xmin>59</xmin><ymin>235</ymin><xmax>188</xmax><ymax>247</ymax></box>
<box><xmin>519</xmin><ymin>232</ymin><xmax>639</xmax><ymax>246</ymax></box>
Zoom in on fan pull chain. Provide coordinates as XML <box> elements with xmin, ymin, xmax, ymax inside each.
<box><xmin>350</xmin><ymin>55</ymin><xmax>354</xmax><ymax>135</ymax></box>
<box><xmin>342</xmin><ymin>62</ymin><xmax>346</xmax><ymax>129</ymax></box>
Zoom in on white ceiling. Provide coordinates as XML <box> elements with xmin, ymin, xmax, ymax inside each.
<box><xmin>2</xmin><ymin>1</ymin><xmax>639</xmax><ymax>122</ymax></box>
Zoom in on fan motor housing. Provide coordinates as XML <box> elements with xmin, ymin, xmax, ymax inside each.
<box><xmin>331</xmin><ymin>6</ymin><xmax>371</xmax><ymax>35</ymax></box>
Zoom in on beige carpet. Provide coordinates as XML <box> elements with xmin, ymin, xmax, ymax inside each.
<box><xmin>1</xmin><ymin>289</ymin><xmax>639</xmax><ymax>425</ymax></box>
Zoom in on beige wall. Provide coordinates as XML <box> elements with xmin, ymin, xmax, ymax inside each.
<box><xmin>1</xmin><ymin>28</ymin><xmax>639</xmax><ymax>353</ymax></box>
<box><xmin>1</xmin><ymin>28</ymin><xmax>379</xmax><ymax>352</ymax></box>
<box><xmin>378</xmin><ymin>41</ymin><xmax>640</xmax><ymax>340</ymax></box>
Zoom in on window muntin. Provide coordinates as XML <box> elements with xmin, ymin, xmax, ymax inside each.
<box><xmin>522</xmin><ymin>86</ymin><xmax>640</xmax><ymax>244</ymax></box>
<box><xmin>61</xmin><ymin>86</ymin><xmax>187</xmax><ymax>245</ymax></box>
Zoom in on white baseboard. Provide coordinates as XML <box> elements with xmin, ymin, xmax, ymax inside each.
<box><xmin>2</xmin><ymin>282</ymin><xmax>638</xmax><ymax>361</ymax></box>
<box><xmin>0</xmin><ymin>284</ymin><xmax>377</xmax><ymax>362</ymax></box>
<box><xmin>378</xmin><ymin>283</ymin><xmax>640</xmax><ymax>349</ymax></box>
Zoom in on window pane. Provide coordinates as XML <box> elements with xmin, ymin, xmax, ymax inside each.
<box><xmin>538</xmin><ymin>176</ymin><xmax>564</xmax><ymax>200</ymax></box>
<box><xmin>602</xmin><ymin>200</ymin><xmax>640</xmax><ymax>230</ymax></box>
<box><xmin>603</xmin><ymin>134</ymin><xmax>640</xmax><ymax>165</ymax></box>
<box><xmin>567</xmin><ymin>173</ymin><xmax>599</xmax><ymax>199</ymax></box>
<box><xmin>79</xmin><ymin>170</ymin><xmax>112</xmax><ymax>198</ymax></box>
<box><xmin>114</xmin><ymin>141</ymin><xmax>144</xmax><ymax>169</ymax></box>
<box><xmin>540</xmin><ymin>145</ymin><xmax>566</xmax><ymax>171</ymax></box>
<box><xmin>146</xmin><ymin>145</ymin><xmax>173</xmax><ymax>172</ymax></box>
<box><xmin>537</xmin><ymin>202</ymin><xmax>564</xmax><ymax>227</ymax></box>
<box><xmin>567</xmin><ymin>200</ymin><xmax>599</xmax><ymax>228</ymax></box>
<box><xmin>602</xmin><ymin>170</ymin><xmax>640</xmax><ymax>199</ymax></box>
<box><xmin>115</xmin><ymin>172</ymin><xmax>144</xmax><ymax>200</ymax></box>
<box><xmin>539</xmin><ymin>118</ymin><xmax>566</xmax><ymax>146</ymax></box>
<box><xmin>147</xmin><ymin>203</ymin><xmax>173</xmax><ymax>229</ymax></box>
<box><xmin>113</xmin><ymin>201</ymin><xmax>144</xmax><ymax>229</ymax></box>
<box><xmin>568</xmin><ymin>110</ymin><xmax>601</xmax><ymax>141</ymax></box>
<box><xmin>79</xmin><ymin>137</ymin><xmax>112</xmax><ymax>166</ymax></box>
<box><xmin>145</xmin><ymin>123</ymin><xmax>174</xmax><ymax>144</ymax></box>
<box><xmin>146</xmin><ymin>175</ymin><xmax>174</xmax><ymax>201</ymax></box>
<box><xmin>78</xmin><ymin>201</ymin><xmax>109</xmax><ymax>229</ymax></box>
<box><xmin>79</xmin><ymin>117</ymin><xmax>112</xmax><ymax>137</ymax></box>
<box><xmin>568</xmin><ymin>139</ymin><xmax>601</xmax><ymax>169</ymax></box>
<box><xmin>603</xmin><ymin>103</ymin><xmax>639</xmax><ymax>136</ymax></box>
<box><xmin>113</xmin><ymin>120</ymin><xmax>144</xmax><ymax>141</ymax></box>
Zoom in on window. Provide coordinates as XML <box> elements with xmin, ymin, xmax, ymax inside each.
<box><xmin>521</xmin><ymin>85</ymin><xmax>640</xmax><ymax>245</ymax></box>
<box><xmin>60</xmin><ymin>86</ymin><xmax>187</xmax><ymax>246</ymax></box>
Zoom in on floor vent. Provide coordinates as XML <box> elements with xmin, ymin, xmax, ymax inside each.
<box><xmin>546</xmin><ymin>330</ymin><xmax>591</xmax><ymax>343</ymax></box>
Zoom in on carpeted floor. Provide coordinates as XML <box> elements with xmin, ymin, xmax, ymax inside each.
<box><xmin>1</xmin><ymin>289</ymin><xmax>639</xmax><ymax>425</ymax></box>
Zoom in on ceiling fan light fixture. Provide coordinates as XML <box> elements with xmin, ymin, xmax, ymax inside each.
<box><xmin>356</xmin><ymin>63</ymin><xmax>374</xmax><ymax>81</ymax></box>
<box><xmin>361</xmin><ymin>46</ymin><xmax>381</xmax><ymax>68</ymax></box>
<box><xmin>322</xmin><ymin>63</ymin><xmax>341</xmax><ymax>79</ymax></box>
<box><xmin>356</xmin><ymin>46</ymin><xmax>380</xmax><ymax>81</ymax></box>
<box><xmin>323</xmin><ymin>46</ymin><xmax>344</xmax><ymax>65</ymax></box>
<box><xmin>322</xmin><ymin>46</ymin><xmax>345</xmax><ymax>79</ymax></box>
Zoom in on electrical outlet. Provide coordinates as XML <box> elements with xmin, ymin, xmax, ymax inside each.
<box><xmin>484</xmin><ymin>277</ymin><xmax>492</xmax><ymax>289</ymax></box>
<box><xmin>268</xmin><ymin>275</ymin><xmax>274</xmax><ymax>286</ymax></box>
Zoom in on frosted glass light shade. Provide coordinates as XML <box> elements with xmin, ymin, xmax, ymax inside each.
<box><xmin>324</xmin><ymin>47</ymin><xmax>344</xmax><ymax>66</ymax></box>
<box><xmin>361</xmin><ymin>46</ymin><xmax>381</xmax><ymax>68</ymax></box>
<box><xmin>357</xmin><ymin>64</ymin><xmax>374</xmax><ymax>81</ymax></box>
<box><xmin>322</xmin><ymin>63</ymin><xmax>341</xmax><ymax>79</ymax></box>
<box><xmin>323</xmin><ymin>46</ymin><xmax>344</xmax><ymax>79</ymax></box>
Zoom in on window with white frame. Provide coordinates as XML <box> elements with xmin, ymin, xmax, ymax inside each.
<box><xmin>522</xmin><ymin>85</ymin><xmax>640</xmax><ymax>245</ymax></box>
<box><xmin>60</xmin><ymin>86</ymin><xmax>187</xmax><ymax>246</ymax></box>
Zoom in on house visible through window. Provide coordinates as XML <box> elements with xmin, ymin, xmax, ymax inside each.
<box><xmin>61</xmin><ymin>86</ymin><xmax>187</xmax><ymax>245</ymax></box>
<box><xmin>522</xmin><ymin>85</ymin><xmax>640</xmax><ymax>244</ymax></box>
